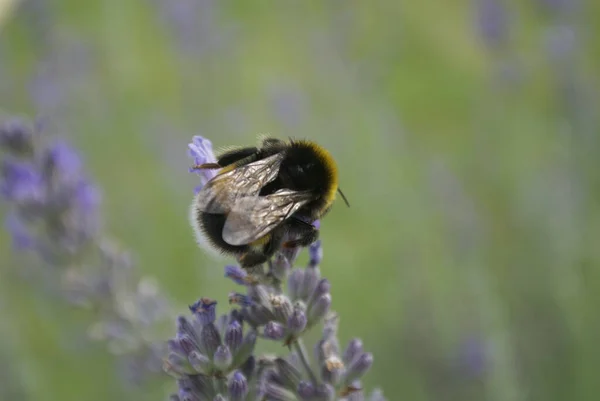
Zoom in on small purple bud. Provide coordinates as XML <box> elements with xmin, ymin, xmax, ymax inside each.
<box><xmin>307</xmin><ymin>279</ymin><xmax>330</xmax><ymax>308</ymax></box>
<box><xmin>200</xmin><ymin>323</ymin><xmax>222</xmax><ymax>359</ymax></box>
<box><xmin>312</xmin><ymin>219</ymin><xmax>321</xmax><ymax>230</ymax></box>
<box><xmin>168</xmin><ymin>338</ymin><xmax>183</xmax><ymax>354</ymax></box>
<box><xmin>287</xmin><ymin>269</ymin><xmax>304</xmax><ymax>301</ymax></box>
<box><xmin>177</xmin><ymin>316</ymin><xmax>200</xmax><ymax>344</ymax></box>
<box><xmin>248</xmin><ymin>284</ymin><xmax>271</xmax><ymax>307</ymax></box>
<box><xmin>179</xmin><ymin>334</ymin><xmax>201</xmax><ymax>355</ymax></box>
<box><xmin>165</xmin><ymin>352</ymin><xmax>189</xmax><ymax>375</ymax></box>
<box><xmin>228</xmin><ymin>371</ymin><xmax>248</xmax><ymax>401</ymax></box>
<box><xmin>270</xmin><ymin>294</ymin><xmax>293</xmax><ymax>323</ymax></box>
<box><xmin>213</xmin><ymin>345</ymin><xmax>232</xmax><ymax>371</ymax></box>
<box><xmin>215</xmin><ymin>314</ymin><xmax>229</xmax><ymax>336</ymax></box>
<box><xmin>315</xmin><ymin>384</ymin><xmax>335</xmax><ymax>401</ymax></box>
<box><xmin>224</xmin><ymin>320</ymin><xmax>243</xmax><ymax>353</ymax></box>
<box><xmin>343</xmin><ymin>339</ymin><xmax>364</xmax><ymax>365</ymax></box>
<box><xmin>225</xmin><ymin>265</ymin><xmax>248</xmax><ymax>286</ymax></box>
<box><xmin>229</xmin><ymin>292</ymin><xmax>253</xmax><ymax>307</ymax></box>
<box><xmin>189</xmin><ymin>298</ymin><xmax>217</xmax><ymax>325</ymax></box>
<box><xmin>262</xmin><ymin>381</ymin><xmax>297</xmax><ymax>401</ymax></box>
<box><xmin>308</xmin><ymin>240</ymin><xmax>323</xmax><ymax>267</ymax></box>
<box><xmin>182</xmin><ymin>375</ymin><xmax>215</xmax><ymax>400</ymax></box>
<box><xmin>232</xmin><ymin>330</ymin><xmax>257</xmax><ymax>367</ymax></box>
<box><xmin>287</xmin><ymin>306</ymin><xmax>307</xmax><ymax>335</ymax></box>
<box><xmin>307</xmin><ymin>294</ymin><xmax>331</xmax><ymax>326</ymax></box>
<box><xmin>243</xmin><ymin>304</ymin><xmax>274</xmax><ymax>327</ymax></box>
<box><xmin>298</xmin><ymin>381</ymin><xmax>316</xmax><ymax>400</ymax></box>
<box><xmin>344</xmin><ymin>353</ymin><xmax>374</xmax><ymax>385</ymax></box>
<box><xmin>270</xmin><ymin>252</ymin><xmax>291</xmax><ymax>281</ymax></box>
<box><xmin>264</xmin><ymin>321</ymin><xmax>287</xmax><ymax>341</ymax></box>
<box><xmin>274</xmin><ymin>358</ymin><xmax>302</xmax><ymax>389</ymax></box>
<box><xmin>178</xmin><ymin>389</ymin><xmax>200</xmax><ymax>401</ymax></box>
<box><xmin>300</xmin><ymin>265</ymin><xmax>320</xmax><ymax>301</ymax></box>
<box><xmin>188</xmin><ymin>350</ymin><xmax>213</xmax><ymax>374</ymax></box>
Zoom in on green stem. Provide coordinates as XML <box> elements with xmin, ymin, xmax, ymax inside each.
<box><xmin>292</xmin><ymin>338</ymin><xmax>318</xmax><ymax>385</ymax></box>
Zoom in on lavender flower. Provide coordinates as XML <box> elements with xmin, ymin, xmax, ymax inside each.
<box><xmin>0</xmin><ymin>118</ymin><xmax>100</xmax><ymax>260</ymax></box>
<box><xmin>474</xmin><ymin>0</ymin><xmax>509</xmax><ymax>50</ymax></box>
<box><xmin>188</xmin><ymin>135</ymin><xmax>218</xmax><ymax>193</ymax></box>
<box><xmin>0</xmin><ymin>116</ymin><xmax>173</xmax><ymax>385</ymax></box>
<box><xmin>165</xmin><ymin>301</ymin><xmax>257</xmax><ymax>399</ymax></box>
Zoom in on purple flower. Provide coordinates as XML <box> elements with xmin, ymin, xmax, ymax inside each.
<box><xmin>0</xmin><ymin>160</ymin><xmax>45</xmax><ymax>203</ymax></box>
<box><xmin>474</xmin><ymin>0</ymin><xmax>509</xmax><ymax>50</ymax></box>
<box><xmin>5</xmin><ymin>212</ymin><xmax>34</xmax><ymax>249</ymax></box>
<box><xmin>189</xmin><ymin>298</ymin><xmax>218</xmax><ymax>325</ymax></box>
<box><xmin>225</xmin><ymin>265</ymin><xmax>249</xmax><ymax>285</ymax></box>
<box><xmin>0</xmin><ymin>116</ymin><xmax>171</xmax><ymax>386</ymax></box>
<box><xmin>188</xmin><ymin>135</ymin><xmax>217</xmax><ymax>192</ymax></box>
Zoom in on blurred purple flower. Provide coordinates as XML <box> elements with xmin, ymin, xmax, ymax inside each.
<box><xmin>268</xmin><ymin>82</ymin><xmax>309</xmax><ymax>129</ymax></box>
<box><xmin>0</xmin><ymin>161</ymin><xmax>45</xmax><ymax>204</ymax></box>
<box><xmin>474</xmin><ymin>0</ymin><xmax>509</xmax><ymax>49</ymax></box>
<box><xmin>0</xmin><ymin>116</ymin><xmax>172</xmax><ymax>386</ymax></box>
<box><xmin>151</xmin><ymin>0</ymin><xmax>232</xmax><ymax>57</ymax></box>
<box><xmin>459</xmin><ymin>336</ymin><xmax>488</xmax><ymax>378</ymax></box>
<box><xmin>536</xmin><ymin>0</ymin><xmax>578</xmax><ymax>14</ymax></box>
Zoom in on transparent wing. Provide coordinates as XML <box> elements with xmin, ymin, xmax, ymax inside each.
<box><xmin>222</xmin><ymin>189</ymin><xmax>313</xmax><ymax>246</ymax></box>
<box><xmin>194</xmin><ymin>153</ymin><xmax>285</xmax><ymax>214</ymax></box>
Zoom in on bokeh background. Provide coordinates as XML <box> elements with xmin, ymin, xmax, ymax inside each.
<box><xmin>1</xmin><ymin>0</ymin><xmax>600</xmax><ymax>400</ymax></box>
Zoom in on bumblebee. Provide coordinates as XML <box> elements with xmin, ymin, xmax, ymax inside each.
<box><xmin>189</xmin><ymin>137</ymin><xmax>348</xmax><ymax>268</ymax></box>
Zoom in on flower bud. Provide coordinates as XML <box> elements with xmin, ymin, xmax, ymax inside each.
<box><xmin>188</xmin><ymin>351</ymin><xmax>213</xmax><ymax>374</ymax></box>
<box><xmin>224</xmin><ymin>320</ymin><xmax>243</xmax><ymax>353</ymax></box>
<box><xmin>228</xmin><ymin>371</ymin><xmax>248</xmax><ymax>401</ymax></box>
<box><xmin>264</xmin><ymin>321</ymin><xmax>286</xmax><ymax>341</ymax></box>
<box><xmin>287</xmin><ymin>305</ymin><xmax>307</xmax><ymax>335</ymax></box>
<box><xmin>213</xmin><ymin>345</ymin><xmax>232</xmax><ymax>371</ymax></box>
<box><xmin>343</xmin><ymin>353</ymin><xmax>374</xmax><ymax>385</ymax></box>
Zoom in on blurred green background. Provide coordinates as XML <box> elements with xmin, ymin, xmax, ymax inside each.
<box><xmin>1</xmin><ymin>0</ymin><xmax>600</xmax><ymax>400</ymax></box>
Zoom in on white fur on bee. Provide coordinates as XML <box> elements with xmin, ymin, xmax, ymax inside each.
<box><xmin>188</xmin><ymin>196</ymin><xmax>228</xmax><ymax>261</ymax></box>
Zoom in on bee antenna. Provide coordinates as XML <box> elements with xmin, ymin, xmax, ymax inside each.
<box><xmin>338</xmin><ymin>188</ymin><xmax>350</xmax><ymax>207</ymax></box>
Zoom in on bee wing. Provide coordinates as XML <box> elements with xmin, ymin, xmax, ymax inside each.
<box><xmin>222</xmin><ymin>189</ymin><xmax>313</xmax><ymax>246</ymax></box>
<box><xmin>194</xmin><ymin>153</ymin><xmax>285</xmax><ymax>214</ymax></box>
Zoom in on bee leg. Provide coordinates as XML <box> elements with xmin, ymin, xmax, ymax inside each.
<box><xmin>238</xmin><ymin>251</ymin><xmax>269</xmax><ymax>269</ymax></box>
<box><xmin>283</xmin><ymin>218</ymin><xmax>319</xmax><ymax>248</ymax></box>
<box><xmin>217</xmin><ymin>147</ymin><xmax>259</xmax><ymax>167</ymax></box>
<box><xmin>192</xmin><ymin>162</ymin><xmax>221</xmax><ymax>169</ymax></box>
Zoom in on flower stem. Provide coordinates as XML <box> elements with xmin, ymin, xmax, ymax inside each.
<box><xmin>292</xmin><ymin>338</ymin><xmax>318</xmax><ymax>385</ymax></box>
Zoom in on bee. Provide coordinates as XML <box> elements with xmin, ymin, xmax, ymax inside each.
<box><xmin>189</xmin><ymin>137</ymin><xmax>349</xmax><ymax>268</ymax></box>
